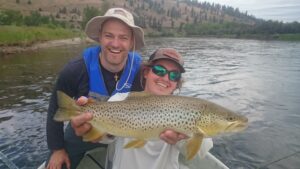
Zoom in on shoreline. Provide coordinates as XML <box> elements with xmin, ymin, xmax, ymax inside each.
<box><xmin>2</xmin><ymin>34</ymin><xmax>299</xmax><ymax>56</ymax></box>
<box><xmin>0</xmin><ymin>37</ymin><xmax>93</xmax><ymax>56</ymax></box>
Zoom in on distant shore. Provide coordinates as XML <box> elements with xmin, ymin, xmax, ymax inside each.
<box><xmin>0</xmin><ymin>25</ymin><xmax>86</xmax><ymax>56</ymax></box>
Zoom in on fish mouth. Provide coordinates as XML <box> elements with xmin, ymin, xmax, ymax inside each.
<box><xmin>225</xmin><ymin>122</ymin><xmax>248</xmax><ymax>132</ymax></box>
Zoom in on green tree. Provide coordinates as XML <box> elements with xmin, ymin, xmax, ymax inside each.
<box><xmin>179</xmin><ymin>22</ymin><xmax>184</xmax><ymax>32</ymax></box>
<box><xmin>171</xmin><ymin>19</ymin><xmax>174</xmax><ymax>28</ymax></box>
<box><xmin>60</xmin><ymin>7</ymin><xmax>67</xmax><ymax>14</ymax></box>
<box><xmin>82</xmin><ymin>6</ymin><xmax>101</xmax><ymax>29</ymax></box>
<box><xmin>0</xmin><ymin>10</ymin><xmax>23</xmax><ymax>25</ymax></box>
<box><xmin>24</xmin><ymin>11</ymin><xmax>49</xmax><ymax>26</ymax></box>
<box><xmin>101</xmin><ymin>0</ymin><xmax>110</xmax><ymax>15</ymax></box>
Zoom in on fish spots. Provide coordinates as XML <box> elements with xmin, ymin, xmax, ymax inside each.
<box><xmin>77</xmin><ymin>93</ymin><xmax>246</xmax><ymax>139</ymax></box>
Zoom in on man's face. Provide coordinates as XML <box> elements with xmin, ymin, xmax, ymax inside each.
<box><xmin>99</xmin><ymin>19</ymin><xmax>134</xmax><ymax>72</ymax></box>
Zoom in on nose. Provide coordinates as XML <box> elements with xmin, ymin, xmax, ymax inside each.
<box><xmin>110</xmin><ymin>38</ymin><xmax>120</xmax><ymax>48</ymax></box>
<box><xmin>161</xmin><ymin>73</ymin><xmax>169</xmax><ymax>81</ymax></box>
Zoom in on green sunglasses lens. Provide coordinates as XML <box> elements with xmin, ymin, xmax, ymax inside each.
<box><xmin>152</xmin><ymin>65</ymin><xmax>167</xmax><ymax>76</ymax></box>
<box><xmin>152</xmin><ymin>65</ymin><xmax>181</xmax><ymax>82</ymax></box>
<box><xmin>169</xmin><ymin>72</ymin><xmax>181</xmax><ymax>81</ymax></box>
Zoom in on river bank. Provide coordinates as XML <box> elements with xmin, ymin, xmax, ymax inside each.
<box><xmin>2</xmin><ymin>33</ymin><xmax>299</xmax><ymax>56</ymax></box>
<box><xmin>0</xmin><ymin>37</ymin><xmax>94</xmax><ymax>56</ymax></box>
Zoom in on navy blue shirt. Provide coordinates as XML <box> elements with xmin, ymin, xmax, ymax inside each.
<box><xmin>46</xmin><ymin>56</ymin><xmax>143</xmax><ymax>150</ymax></box>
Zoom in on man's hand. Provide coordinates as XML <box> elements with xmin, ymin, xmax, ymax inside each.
<box><xmin>71</xmin><ymin>96</ymin><xmax>105</xmax><ymax>142</ymax></box>
<box><xmin>70</xmin><ymin>96</ymin><xmax>92</xmax><ymax>136</ymax></box>
<box><xmin>47</xmin><ymin>149</ymin><xmax>70</xmax><ymax>169</ymax></box>
<box><xmin>160</xmin><ymin>130</ymin><xmax>188</xmax><ymax>145</ymax></box>
<box><xmin>71</xmin><ymin>113</ymin><xmax>93</xmax><ymax>136</ymax></box>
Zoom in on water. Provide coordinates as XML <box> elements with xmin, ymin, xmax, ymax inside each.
<box><xmin>1</xmin><ymin>38</ymin><xmax>300</xmax><ymax>169</ymax></box>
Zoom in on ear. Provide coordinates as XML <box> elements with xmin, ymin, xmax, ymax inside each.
<box><xmin>130</xmin><ymin>36</ymin><xmax>135</xmax><ymax>50</ymax></box>
<box><xmin>143</xmin><ymin>67</ymin><xmax>150</xmax><ymax>79</ymax></box>
<box><xmin>176</xmin><ymin>79</ymin><xmax>183</xmax><ymax>89</ymax></box>
<box><xmin>98</xmin><ymin>36</ymin><xmax>102</xmax><ymax>44</ymax></box>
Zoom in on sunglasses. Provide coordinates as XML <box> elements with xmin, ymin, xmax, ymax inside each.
<box><xmin>151</xmin><ymin>65</ymin><xmax>181</xmax><ymax>82</ymax></box>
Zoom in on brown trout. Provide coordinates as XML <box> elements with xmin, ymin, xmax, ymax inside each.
<box><xmin>54</xmin><ymin>91</ymin><xmax>248</xmax><ymax>160</ymax></box>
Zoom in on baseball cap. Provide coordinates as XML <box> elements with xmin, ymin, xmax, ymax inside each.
<box><xmin>149</xmin><ymin>48</ymin><xmax>185</xmax><ymax>72</ymax></box>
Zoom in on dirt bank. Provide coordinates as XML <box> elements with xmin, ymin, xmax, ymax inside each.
<box><xmin>0</xmin><ymin>37</ymin><xmax>94</xmax><ymax>56</ymax></box>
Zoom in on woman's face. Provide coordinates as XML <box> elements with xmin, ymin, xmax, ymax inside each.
<box><xmin>144</xmin><ymin>59</ymin><xmax>181</xmax><ymax>95</ymax></box>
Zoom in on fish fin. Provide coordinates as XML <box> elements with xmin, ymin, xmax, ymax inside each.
<box><xmin>124</xmin><ymin>139</ymin><xmax>147</xmax><ymax>148</ymax></box>
<box><xmin>82</xmin><ymin>127</ymin><xmax>105</xmax><ymax>142</ymax></box>
<box><xmin>88</xmin><ymin>91</ymin><xmax>109</xmax><ymax>102</ymax></box>
<box><xmin>87</xmin><ymin>97</ymin><xmax>96</xmax><ymax>104</ymax></box>
<box><xmin>126</xmin><ymin>91</ymin><xmax>153</xmax><ymax>100</ymax></box>
<box><xmin>53</xmin><ymin>109</ymin><xmax>77</xmax><ymax>121</ymax></box>
<box><xmin>54</xmin><ymin>91</ymin><xmax>80</xmax><ymax>121</ymax></box>
<box><xmin>186</xmin><ymin>133</ymin><xmax>204</xmax><ymax>160</ymax></box>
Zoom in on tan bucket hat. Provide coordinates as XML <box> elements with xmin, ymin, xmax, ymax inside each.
<box><xmin>149</xmin><ymin>48</ymin><xmax>185</xmax><ymax>72</ymax></box>
<box><xmin>85</xmin><ymin>8</ymin><xmax>145</xmax><ymax>50</ymax></box>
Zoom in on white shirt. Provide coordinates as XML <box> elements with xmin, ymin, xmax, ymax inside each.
<box><xmin>106</xmin><ymin>137</ymin><xmax>213</xmax><ymax>169</ymax></box>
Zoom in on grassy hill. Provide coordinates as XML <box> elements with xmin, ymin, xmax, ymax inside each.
<box><xmin>0</xmin><ymin>0</ymin><xmax>257</xmax><ymax>32</ymax></box>
<box><xmin>1</xmin><ymin>0</ymin><xmax>299</xmax><ymax>40</ymax></box>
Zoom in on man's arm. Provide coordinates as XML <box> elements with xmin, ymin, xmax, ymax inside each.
<box><xmin>46</xmin><ymin>70</ymin><xmax>71</xmax><ymax>169</ymax></box>
<box><xmin>46</xmin><ymin>57</ymin><xmax>89</xmax><ymax>169</ymax></box>
<box><xmin>46</xmin><ymin>87</ymin><xmax>64</xmax><ymax>150</ymax></box>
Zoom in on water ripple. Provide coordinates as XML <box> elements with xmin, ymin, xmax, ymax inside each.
<box><xmin>1</xmin><ymin>38</ymin><xmax>300</xmax><ymax>168</ymax></box>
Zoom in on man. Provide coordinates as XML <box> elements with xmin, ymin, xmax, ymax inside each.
<box><xmin>46</xmin><ymin>8</ymin><xmax>145</xmax><ymax>169</ymax></box>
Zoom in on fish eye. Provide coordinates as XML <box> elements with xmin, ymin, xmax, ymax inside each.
<box><xmin>227</xmin><ymin>116</ymin><xmax>235</xmax><ymax>121</ymax></box>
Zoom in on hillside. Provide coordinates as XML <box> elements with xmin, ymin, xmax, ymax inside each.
<box><xmin>0</xmin><ymin>0</ymin><xmax>258</xmax><ymax>33</ymax></box>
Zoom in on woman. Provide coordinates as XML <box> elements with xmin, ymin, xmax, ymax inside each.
<box><xmin>72</xmin><ymin>48</ymin><xmax>212</xmax><ymax>169</ymax></box>
<box><xmin>110</xmin><ymin>48</ymin><xmax>186</xmax><ymax>169</ymax></box>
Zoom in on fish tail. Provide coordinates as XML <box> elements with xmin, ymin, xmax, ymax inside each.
<box><xmin>54</xmin><ymin>91</ymin><xmax>80</xmax><ymax>122</ymax></box>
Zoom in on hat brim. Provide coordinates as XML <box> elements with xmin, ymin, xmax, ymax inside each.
<box><xmin>85</xmin><ymin>16</ymin><xmax>145</xmax><ymax>50</ymax></box>
<box><xmin>151</xmin><ymin>58</ymin><xmax>185</xmax><ymax>73</ymax></box>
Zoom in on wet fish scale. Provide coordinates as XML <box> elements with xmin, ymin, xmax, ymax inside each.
<box><xmin>86</xmin><ymin>97</ymin><xmax>204</xmax><ymax>137</ymax></box>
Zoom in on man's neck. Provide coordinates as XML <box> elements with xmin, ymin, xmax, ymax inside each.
<box><xmin>102</xmin><ymin>64</ymin><xmax>124</xmax><ymax>73</ymax></box>
<box><xmin>99</xmin><ymin>56</ymin><xmax>126</xmax><ymax>73</ymax></box>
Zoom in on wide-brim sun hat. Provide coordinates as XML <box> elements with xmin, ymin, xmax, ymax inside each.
<box><xmin>85</xmin><ymin>8</ymin><xmax>145</xmax><ymax>50</ymax></box>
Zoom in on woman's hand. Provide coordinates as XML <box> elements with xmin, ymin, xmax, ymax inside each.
<box><xmin>47</xmin><ymin>149</ymin><xmax>70</xmax><ymax>169</ymax></box>
<box><xmin>160</xmin><ymin>130</ymin><xmax>188</xmax><ymax>145</ymax></box>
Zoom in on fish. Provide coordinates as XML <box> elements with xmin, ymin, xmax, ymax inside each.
<box><xmin>54</xmin><ymin>91</ymin><xmax>248</xmax><ymax>160</ymax></box>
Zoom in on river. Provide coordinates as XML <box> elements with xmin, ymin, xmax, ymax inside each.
<box><xmin>0</xmin><ymin>38</ymin><xmax>300</xmax><ymax>169</ymax></box>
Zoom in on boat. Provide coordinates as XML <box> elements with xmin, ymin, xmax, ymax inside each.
<box><xmin>37</xmin><ymin>147</ymin><xmax>229</xmax><ymax>169</ymax></box>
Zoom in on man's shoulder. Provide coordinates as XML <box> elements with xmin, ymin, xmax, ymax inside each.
<box><xmin>56</xmin><ymin>56</ymin><xmax>89</xmax><ymax>95</ymax></box>
<box><xmin>58</xmin><ymin>56</ymin><xmax>87</xmax><ymax>79</ymax></box>
<box><xmin>64</xmin><ymin>56</ymin><xmax>85</xmax><ymax>70</ymax></box>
